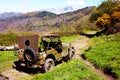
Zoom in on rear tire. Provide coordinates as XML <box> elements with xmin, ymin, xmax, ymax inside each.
<box><xmin>43</xmin><ymin>58</ymin><xmax>55</xmax><ymax>72</ymax></box>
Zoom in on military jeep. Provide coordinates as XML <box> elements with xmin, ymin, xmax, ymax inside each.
<box><xmin>15</xmin><ymin>34</ymin><xmax>75</xmax><ymax>72</ymax></box>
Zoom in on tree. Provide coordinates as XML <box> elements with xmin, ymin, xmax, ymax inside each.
<box><xmin>95</xmin><ymin>14</ymin><xmax>111</xmax><ymax>29</ymax></box>
<box><xmin>89</xmin><ymin>1</ymin><xmax>120</xmax><ymax>34</ymax></box>
<box><xmin>89</xmin><ymin>10</ymin><xmax>103</xmax><ymax>22</ymax></box>
<box><xmin>89</xmin><ymin>1</ymin><xmax>118</xmax><ymax>22</ymax></box>
<box><xmin>98</xmin><ymin>1</ymin><xmax>118</xmax><ymax>14</ymax></box>
<box><xmin>112</xmin><ymin>12</ymin><xmax>120</xmax><ymax>23</ymax></box>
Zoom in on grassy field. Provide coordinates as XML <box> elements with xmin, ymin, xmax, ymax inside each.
<box><xmin>22</xmin><ymin>59</ymin><xmax>105</xmax><ymax>80</ymax></box>
<box><xmin>61</xmin><ymin>35</ymin><xmax>80</xmax><ymax>42</ymax></box>
<box><xmin>0</xmin><ymin>51</ymin><xmax>17</xmax><ymax>71</ymax></box>
<box><xmin>84</xmin><ymin>33</ymin><xmax>120</xmax><ymax>80</ymax></box>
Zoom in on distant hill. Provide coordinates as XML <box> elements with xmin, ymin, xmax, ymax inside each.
<box><xmin>0</xmin><ymin>7</ymin><xmax>94</xmax><ymax>32</ymax></box>
<box><xmin>0</xmin><ymin>12</ymin><xmax>22</xmax><ymax>19</ymax></box>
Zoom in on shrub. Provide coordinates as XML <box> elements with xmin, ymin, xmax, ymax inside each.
<box><xmin>111</xmin><ymin>12</ymin><xmax>120</xmax><ymax>23</ymax></box>
<box><xmin>97</xmin><ymin>1</ymin><xmax>118</xmax><ymax>14</ymax></box>
<box><xmin>95</xmin><ymin>14</ymin><xmax>111</xmax><ymax>29</ymax></box>
<box><xmin>90</xmin><ymin>1</ymin><xmax>120</xmax><ymax>34</ymax></box>
<box><xmin>90</xmin><ymin>1</ymin><xmax>118</xmax><ymax>23</ymax></box>
<box><xmin>0</xmin><ymin>32</ymin><xmax>18</xmax><ymax>46</ymax></box>
<box><xmin>89</xmin><ymin>10</ymin><xmax>103</xmax><ymax>22</ymax></box>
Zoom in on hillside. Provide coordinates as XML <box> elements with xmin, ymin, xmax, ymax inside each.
<box><xmin>0</xmin><ymin>7</ymin><xmax>93</xmax><ymax>32</ymax></box>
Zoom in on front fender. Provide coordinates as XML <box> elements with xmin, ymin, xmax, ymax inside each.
<box><xmin>38</xmin><ymin>52</ymin><xmax>46</xmax><ymax>65</ymax></box>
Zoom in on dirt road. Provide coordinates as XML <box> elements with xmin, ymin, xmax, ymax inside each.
<box><xmin>2</xmin><ymin>69</ymin><xmax>31</xmax><ymax>80</ymax></box>
<box><xmin>1</xmin><ymin>36</ymin><xmax>115</xmax><ymax>80</ymax></box>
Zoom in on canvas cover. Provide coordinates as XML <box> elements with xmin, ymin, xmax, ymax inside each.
<box><xmin>18</xmin><ymin>35</ymin><xmax>39</xmax><ymax>53</ymax></box>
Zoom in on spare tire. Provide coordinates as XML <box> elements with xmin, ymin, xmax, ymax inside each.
<box><xmin>23</xmin><ymin>48</ymin><xmax>37</xmax><ymax>65</ymax></box>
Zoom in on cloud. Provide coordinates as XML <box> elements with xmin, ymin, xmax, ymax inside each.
<box><xmin>67</xmin><ymin>0</ymin><xmax>85</xmax><ymax>7</ymax></box>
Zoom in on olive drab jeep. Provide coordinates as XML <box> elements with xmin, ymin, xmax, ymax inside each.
<box><xmin>14</xmin><ymin>35</ymin><xmax>75</xmax><ymax>72</ymax></box>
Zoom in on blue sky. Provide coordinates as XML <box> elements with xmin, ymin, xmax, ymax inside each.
<box><xmin>0</xmin><ymin>0</ymin><xmax>103</xmax><ymax>13</ymax></box>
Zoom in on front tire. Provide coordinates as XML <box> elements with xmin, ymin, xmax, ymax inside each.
<box><xmin>43</xmin><ymin>58</ymin><xmax>55</xmax><ymax>72</ymax></box>
<box><xmin>68</xmin><ymin>49</ymin><xmax>75</xmax><ymax>60</ymax></box>
<box><xmin>63</xmin><ymin>48</ymin><xmax>75</xmax><ymax>62</ymax></box>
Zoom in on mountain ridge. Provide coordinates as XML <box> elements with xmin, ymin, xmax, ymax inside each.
<box><xmin>0</xmin><ymin>6</ymin><xmax>94</xmax><ymax>32</ymax></box>
<box><xmin>0</xmin><ymin>6</ymin><xmax>74</xmax><ymax>19</ymax></box>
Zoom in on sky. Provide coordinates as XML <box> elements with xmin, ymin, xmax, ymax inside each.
<box><xmin>0</xmin><ymin>0</ymin><xmax>104</xmax><ymax>13</ymax></box>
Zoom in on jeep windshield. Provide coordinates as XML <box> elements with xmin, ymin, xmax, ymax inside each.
<box><xmin>41</xmin><ymin>35</ymin><xmax>60</xmax><ymax>42</ymax></box>
<box><xmin>40</xmin><ymin>35</ymin><xmax>61</xmax><ymax>51</ymax></box>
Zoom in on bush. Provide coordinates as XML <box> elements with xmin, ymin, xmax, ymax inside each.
<box><xmin>0</xmin><ymin>32</ymin><xmax>18</xmax><ymax>46</ymax></box>
<box><xmin>112</xmin><ymin>11</ymin><xmax>120</xmax><ymax>23</ymax></box>
<box><xmin>90</xmin><ymin>1</ymin><xmax>118</xmax><ymax>23</ymax></box>
<box><xmin>90</xmin><ymin>1</ymin><xmax>120</xmax><ymax>34</ymax></box>
<box><xmin>97</xmin><ymin>1</ymin><xmax>118</xmax><ymax>14</ymax></box>
<box><xmin>95</xmin><ymin>14</ymin><xmax>111</xmax><ymax>29</ymax></box>
<box><xmin>59</xmin><ymin>24</ymin><xmax>76</xmax><ymax>33</ymax></box>
<box><xmin>89</xmin><ymin>10</ymin><xmax>103</xmax><ymax>22</ymax></box>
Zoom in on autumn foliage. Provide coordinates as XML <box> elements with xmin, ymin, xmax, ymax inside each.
<box><xmin>91</xmin><ymin>1</ymin><xmax>120</xmax><ymax>34</ymax></box>
<box><xmin>95</xmin><ymin>14</ymin><xmax>111</xmax><ymax>29</ymax></box>
<box><xmin>112</xmin><ymin>5</ymin><xmax>120</xmax><ymax>23</ymax></box>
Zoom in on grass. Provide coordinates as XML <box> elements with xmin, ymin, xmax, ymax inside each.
<box><xmin>83</xmin><ymin>30</ymin><xmax>98</xmax><ymax>34</ymax></box>
<box><xmin>0</xmin><ymin>51</ymin><xmax>17</xmax><ymax>71</ymax></box>
<box><xmin>84</xmin><ymin>33</ymin><xmax>120</xmax><ymax>80</ymax></box>
<box><xmin>61</xmin><ymin>35</ymin><xmax>80</xmax><ymax>42</ymax></box>
<box><xmin>22</xmin><ymin>59</ymin><xmax>105</xmax><ymax>80</ymax></box>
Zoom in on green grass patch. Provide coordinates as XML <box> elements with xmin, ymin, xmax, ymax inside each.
<box><xmin>61</xmin><ymin>35</ymin><xmax>80</xmax><ymax>42</ymax></box>
<box><xmin>83</xmin><ymin>30</ymin><xmax>97</xmax><ymax>34</ymax></box>
<box><xmin>0</xmin><ymin>51</ymin><xmax>17</xmax><ymax>71</ymax></box>
<box><xmin>23</xmin><ymin>59</ymin><xmax>105</xmax><ymax>80</ymax></box>
<box><xmin>84</xmin><ymin>33</ymin><xmax>120</xmax><ymax>80</ymax></box>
